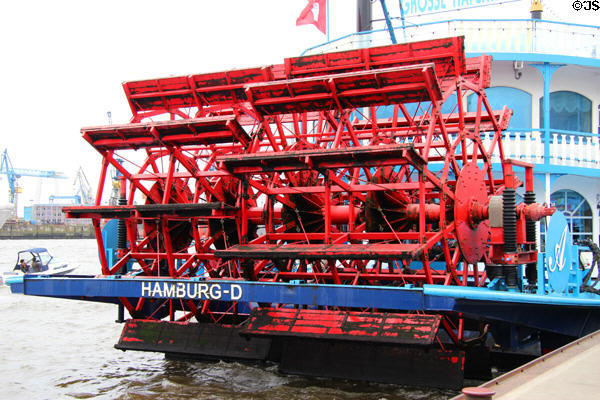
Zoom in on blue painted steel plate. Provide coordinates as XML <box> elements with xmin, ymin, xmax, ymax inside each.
<box><xmin>17</xmin><ymin>276</ymin><xmax>426</xmax><ymax>311</ymax></box>
<box><xmin>101</xmin><ymin>219</ymin><xmax>119</xmax><ymax>266</ymax></box>
<box><xmin>545</xmin><ymin>212</ymin><xmax>572</xmax><ymax>294</ymax></box>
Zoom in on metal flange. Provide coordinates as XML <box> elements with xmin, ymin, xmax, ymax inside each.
<box><xmin>454</xmin><ymin>162</ymin><xmax>490</xmax><ymax>264</ymax></box>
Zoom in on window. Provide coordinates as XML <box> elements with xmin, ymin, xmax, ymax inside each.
<box><xmin>468</xmin><ymin>87</ymin><xmax>532</xmax><ymax>130</ymax></box>
<box><xmin>542</xmin><ymin>190</ymin><xmax>593</xmax><ymax>245</ymax></box>
<box><xmin>539</xmin><ymin>91</ymin><xmax>592</xmax><ymax>132</ymax></box>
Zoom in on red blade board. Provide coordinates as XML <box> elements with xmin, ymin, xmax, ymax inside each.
<box><xmin>245</xmin><ymin>64</ymin><xmax>442</xmax><ymax>115</ymax></box>
<box><xmin>217</xmin><ymin>143</ymin><xmax>423</xmax><ymax>174</ymax></box>
<box><xmin>123</xmin><ymin>66</ymin><xmax>279</xmax><ymax>113</ymax></box>
<box><xmin>123</xmin><ymin>37</ymin><xmax>464</xmax><ymax>115</ymax></box>
<box><xmin>438</xmin><ymin>54</ymin><xmax>492</xmax><ymax>93</ymax></box>
<box><xmin>214</xmin><ymin>243</ymin><xmax>423</xmax><ymax>260</ymax></box>
<box><xmin>465</xmin><ymin>55</ymin><xmax>492</xmax><ymax>89</ymax></box>
<box><xmin>242</xmin><ymin>308</ymin><xmax>442</xmax><ymax>345</ymax></box>
<box><xmin>82</xmin><ymin>116</ymin><xmax>250</xmax><ymax>150</ymax></box>
<box><xmin>286</xmin><ymin>36</ymin><xmax>465</xmax><ymax>80</ymax></box>
<box><xmin>116</xmin><ymin>320</ymin><xmax>271</xmax><ymax>361</ymax></box>
<box><xmin>63</xmin><ymin>202</ymin><xmax>234</xmax><ymax>219</ymax></box>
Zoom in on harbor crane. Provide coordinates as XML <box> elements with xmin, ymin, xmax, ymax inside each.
<box><xmin>48</xmin><ymin>167</ymin><xmax>94</xmax><ymax>205</ymax></box>
<box><xmin>74</xmin><ymin>166</ymin><xmax>93</xmax><ymax>205</ymax></box>
<box><xmin>49</xmin><ymin>195</ymin><xmax>83</xmax><ymax>204</ymax></box>
<box><xmin>0</xmin><ymin>148</ymin><xmax>68</xmax><ymax>213</ymax></box>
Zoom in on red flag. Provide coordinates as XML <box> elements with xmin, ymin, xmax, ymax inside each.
<box><xmin>296</xmin><ymin>0</ymin><xmax>326</xmax><ymax>35</ymax></box>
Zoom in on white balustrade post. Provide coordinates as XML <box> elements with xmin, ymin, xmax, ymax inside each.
<box><xmin>501</xmin><ymin>132</ymin><xmax>508</xmax><ymax>160</ymax></box>
<box><xmin>569</xmin><ymin>134</ymin><xmax>576</xmax><ymax>167</ymax></box>
<box><xmin>560</xmin><ymin>134</ymin><xmax>568</xmax><ymax>165</ymax></box>
<box><xmin>576</xmin><ymin>135</ymin><xmax>582</xmax><ymax>168</ymax></box>
<box><xmin>531</xmin><ymin>131</ymin><xmax>544</xmax><ymax>164</ymax></box>
<box><xmin>489</xmin><ymin>132</ymin><xmax>501</xmax><ymax>164</ymax></box>
<box><xmin>577</xmin><ymin>135</ymin><xmax>585</xmax><ymax>168</ymax></box>
<box><xmin>536</xmin><ymin>131</ymin><xmax>544</xmax><ymax>164</ymax></box>
<box><xmin>551</xmin><ymin>133</ymin><xmax>559</xmax><ymax>165</ymax></box>
<box><xmin>505</xmin><ymin>132</ymin><xmax>513</xmax><ymax>159</ymax></box>
<box><xmin>587</xmin><ymin>137</ymin><xmax>593</xmax><ymax>167</ymax></box>
<box><xmin>514</xmin><ymin>132</ymin><xmax>522</xmax><ymax>160</ymax></box>
<box><xmin>524</xmin><ymin>131</ymin><xmax>532</xmax><ymax>163</ymax></box>
<box><xmin>584</xmin><ymin>135</ymin><xmax>591</xmax><ymax>168</ymax></box>
<box><xmin>592</xmin><ymin>136</ymin><xmax>599</xmax><ymax>168</ymax></box>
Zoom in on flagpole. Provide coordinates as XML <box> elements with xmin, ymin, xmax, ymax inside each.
<box><xmin>326</xmin><ymin>0</ymin><xmax>329</xmax><ymax>41</ymax></box>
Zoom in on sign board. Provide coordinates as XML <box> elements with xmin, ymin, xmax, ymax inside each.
<box><xmin>400</xmin><ymin>0</ymin><xmax>515</xmax><ymax>17</ymax></box>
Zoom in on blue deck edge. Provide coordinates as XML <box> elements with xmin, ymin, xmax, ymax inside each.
<box><xmin>14</xmin><ymin>275</ymin><xmax>600</xmax><ymax>337</ymax></box>
<box><xmin>15</xmin><ymin>275</ymin><xmax>600</xmax><ymax>308</ymax></box>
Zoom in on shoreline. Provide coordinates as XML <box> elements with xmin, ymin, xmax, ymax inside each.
<box><xmin>0</xmin><ymin>223</ymin><xmax>94</xmax><ymax>240</ymax></box>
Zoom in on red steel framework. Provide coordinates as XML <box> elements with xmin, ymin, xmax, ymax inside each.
<box><xmin>65</xmin><ymin>37</ymin><xmax>553</xmax><ymax>337</ymax></box>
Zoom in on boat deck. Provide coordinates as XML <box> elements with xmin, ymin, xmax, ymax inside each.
<box><xmin>453</xmin><ymin>330</ymin><xmax>600</xmax><ymax>400</ymax></box>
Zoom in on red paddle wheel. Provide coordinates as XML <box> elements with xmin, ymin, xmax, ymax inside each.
<box><xmin>65</xmin><ymin>37</ymin><xmax>552</xmax><ymax>336</ymax></box>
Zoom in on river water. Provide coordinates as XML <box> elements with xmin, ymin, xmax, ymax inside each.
<box><xmin>0</xmin><ymin>239</ymin><xmax>456</xmax><ymax>400</ymax></box>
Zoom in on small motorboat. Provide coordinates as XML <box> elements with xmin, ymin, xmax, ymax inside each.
<box><xmin>1</xmin><ymin>248</ymin><xmax>77</xmax><ymax>288</ymax></box>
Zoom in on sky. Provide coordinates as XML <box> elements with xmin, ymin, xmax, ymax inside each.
<box><xmin>0</xmin><ymin>0</ymin><xmax>597</xmax><ymax>214</ymax></box>
<box><xmin>0</xmin><ymin>0</ymin><xmax>354</xmax><ymax>210</ymax></box>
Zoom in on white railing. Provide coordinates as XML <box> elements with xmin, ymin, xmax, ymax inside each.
<box><xmin>304</xmin><ymin>19</ymin><xmax>600</xmax><ymax>60</ymax></box>
<box><xmin>420</xmin><ymin>130</ymin><xmax>599</xmax><ymax>171</ymax></box>
<box><xmin>490</xmin><ymin>129</ymin><xmax>600</xmax><ymax>169</ymax></box>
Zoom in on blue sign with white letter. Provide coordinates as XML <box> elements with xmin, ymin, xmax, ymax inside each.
<box><xmin>545</xmin><ymin>212</ymin><xmax>572</xmax><ymax>294</ymax></box>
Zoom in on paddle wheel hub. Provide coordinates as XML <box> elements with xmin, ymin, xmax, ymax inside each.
<box><xmin>454</xmin><ymin>162</ymin><xmax>490</xmax><ymax>264</ymax></box>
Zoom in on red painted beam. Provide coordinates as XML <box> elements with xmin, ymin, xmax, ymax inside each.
<box><xmin>352</xmin><ymin>108</ymin><xmax>511</xmax><ymax>133</ymax></box>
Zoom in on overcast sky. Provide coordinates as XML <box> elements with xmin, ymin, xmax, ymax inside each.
<box><xmin>0</xmin><ymin>0</ymin><xmax>354</xmax><ymax>208</ymax></box>
<box><xmin>0</xmin><ymin>0</ymin><xmax>596</xmax><ymax>210</ymax></box>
